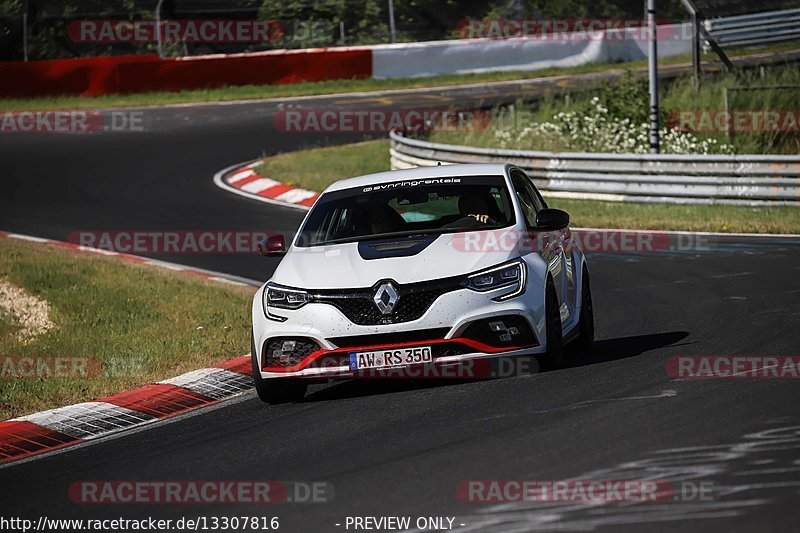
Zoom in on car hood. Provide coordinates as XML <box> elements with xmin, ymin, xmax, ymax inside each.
<box><xmin>271</xmin><ymin>231</ymin><xmax>519</xmax><ymax>289</ymax></box>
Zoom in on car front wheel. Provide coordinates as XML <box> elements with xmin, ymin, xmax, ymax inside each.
<box><xmin>542</xmin><ymin>278</ymin><xmax>565</xmax><ymax>370</ymax></box>
<box><xmin>574</xmin><ymin>265</ymin><xmax>595</xmax><ymax>352</ymax></box>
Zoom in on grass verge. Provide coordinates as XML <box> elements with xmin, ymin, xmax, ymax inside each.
<box><xmin>255</xmin><ymin>139</ymin><xmax>800</xmax><ymax>234</ymax></box>
<box><xmin>1</xmin><ymin>44</ymin><xmax>797</xmax><ymax>111</ymax></box>
<box><xmin>0</xmin><ymin>237</ymin><xmax>253</xmax><ymax>421</ymax></box>
<box><xmin>256</xmin><ymin>139</ymin><xmax>391</xmax><ymax>192</ymax></box>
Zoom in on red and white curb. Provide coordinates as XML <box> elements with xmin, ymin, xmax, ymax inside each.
<box><xmin>0</xmin><ymin>230</ymin><xmax>261</xmax><ymax>466</ymax></box>
<box><xmin>0</xmin><ymin>357</ymin><xmax>253</xmax><ymax>465</ymax></box>
<box><xmin>214</xmin><ymin>161</ymin><xmax>431</xmax><ymax>222</ymax></box>
<box><xmin>214</xmin><ymin>160</ymin><xmax>319</xmax><ymax>210</ymax></box>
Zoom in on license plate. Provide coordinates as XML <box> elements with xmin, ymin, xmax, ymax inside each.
<box><xmin>349</xmin><ymin>346</ymin><xmax>433</xmax><ymax>371</ymax></box>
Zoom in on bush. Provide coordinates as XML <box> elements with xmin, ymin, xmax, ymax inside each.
<box><xmin>490</xmin><ymin>96</ymin><xmax>734</xmax><ymax>154</ymax></box>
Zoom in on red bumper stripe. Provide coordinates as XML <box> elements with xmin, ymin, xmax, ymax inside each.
<box><xmin>262</xmin><ymin>337</ymin><xmax>532</xmax><ymax>373</ymax></box>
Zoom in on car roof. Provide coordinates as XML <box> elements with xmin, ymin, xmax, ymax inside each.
<box><xmin>323</xmin><ymin>163</ymin><xmax>511</xmax><ymax>193</ymax></box>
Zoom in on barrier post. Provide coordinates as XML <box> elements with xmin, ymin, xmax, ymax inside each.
<box><xmin>22</xmin><ymin>0</ymin><xmax>29</xmax><ymax>61</ymax></box>
<box><xmin>155</xmin><ymin>0</ymin><xmax>165</xmax><ymax>58</ymax></box>
<box><xmin>388</xmin><ymin>0</ymin><xmax>397</xmax><ymax>43</ymax></box>
<box><xmin>647</xmin><ymin>0</ymin><xmax>661</xmax><ymax>154</ymax></box>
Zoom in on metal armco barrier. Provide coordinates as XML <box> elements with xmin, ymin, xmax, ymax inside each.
<box><xmin>389</xmin><ymin>131</ymin><xmax>800</xmax><ymax>206</ymax></box>
<box><xmin>705</xmin><ymin>8</ymin><xmax>800</xmax><ymax>49</ymax></box>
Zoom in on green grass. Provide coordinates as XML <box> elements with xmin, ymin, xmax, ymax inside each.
<box><xmin>0</xmin><ymin>65</ymin><xmax>627</xmax><ymax>111</ymax></box>
<box><xmin>1</xmin><ymin>44</ymin><xmax>796</xmax><ymax>111</ymax></box>
<box><xmin>428</xmin><ymin>64</ymin><xmax>800</xmax><ymax>154</ymax></box>
<box><xmin>663</xmin><ymin>67</ymin><xmax>800</xmax><ymax>154</ymax></box>
<box><xmin>0</xmin><ymin>311</ymin><xmax>15</xmax><ymax>341</ymax></box>
<box><xmin>254</xmin><ymin>139</ymin><xmax>800</xmax><ymax>234</ymax></box>
<box><xmin>550</xmin><ymin>199</ymin><xmax>800</xmax><ymax>234</ymax></box>
<box><xmin>0</xmin><ymin>237</ymin><xmax>253</xmax><ymax>421</ymax></box>
<box><xmin>255</xmin><ymin>139</ymin><xmax>391</xmax><ymax>192</ymax></box>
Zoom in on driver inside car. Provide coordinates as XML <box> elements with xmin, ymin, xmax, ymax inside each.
<box><xmin>366</xmin><ymin>204</ymin><xmax>406</xmax><ymax>234</ymax></box>
<box><xmin>458</xmin><ymin>192</ymin><xmax>498</xmax><ymax>225</ymax></box>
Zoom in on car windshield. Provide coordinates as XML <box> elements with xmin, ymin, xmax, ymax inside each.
<box><xmin>296</xmin><ymin>175</ymin><xmax>515</xmax><ymax>247</ymax></box>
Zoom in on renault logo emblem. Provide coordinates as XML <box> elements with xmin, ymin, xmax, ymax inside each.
<box><xmin>373</xmin><ymin>282</ymin><xmax>399</xmax><ymax>315</ymax></box>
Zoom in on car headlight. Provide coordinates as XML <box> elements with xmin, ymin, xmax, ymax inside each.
<box><xmin>265</xmin><ymin>283</ymin><xmax>311</xmax><ymax>309</ymax></box>
<box><xmin>263</xmin><ymin>282</ymin><xmax>310</xmax><ymax>321</ymax></box>
<box><xmin>464</xmin><ymin>258</ymin><xmax>526</xmax><ymax>301</ymax></box>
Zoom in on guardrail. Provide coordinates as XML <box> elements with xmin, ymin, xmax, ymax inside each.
<box><xmin>389</xmin><ymin>131</ymin><xmax>800</xmax><ymax>206</ymax></box>
<box><xmin>705</xmin><ymin>8</ymin><xmax>800</xmax><ymax>49</ymax></box>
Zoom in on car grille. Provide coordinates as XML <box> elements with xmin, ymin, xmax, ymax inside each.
<box><xmin>311</xmin><ymin>276</ymin><xmax>464</xmax><ymax>326</ymax></box>
<box><xmin>328</xmin><ymin>328</ymin><xmax>452</xmax><ymax>348</ymax></box>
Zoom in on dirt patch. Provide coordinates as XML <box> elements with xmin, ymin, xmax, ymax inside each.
<box><xmin>0</xmin><ymin>280</ymin><xmax>57</xmax><ymax>342</ymax></box>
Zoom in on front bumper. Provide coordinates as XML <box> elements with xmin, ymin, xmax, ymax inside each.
<box><xmin>252</xmin><ymin>283</ymin><xmax>546</xmax><ymax>379</ymax></box>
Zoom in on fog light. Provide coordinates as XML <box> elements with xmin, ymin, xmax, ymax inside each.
<box><xmin>462</xmin><ymin>316</ymin><xmax>538</xmax><ymax>349</ymax></box>
<box><xmin>488</xmin><ymin>321</ymin><xmax>522</xmax><ymax>343</ymax></box>
<box><xmin>263</xmin><ymin>337</ymin><xmax>322</xmax><ymax>369</ymax></box>
<box><xmin>282</xmin><ymin>340</ymin><xmax>297</xmax><ymax>352</ymax></box>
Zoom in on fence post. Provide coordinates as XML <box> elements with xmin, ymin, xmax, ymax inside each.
<box><xmin>388</xmin><ymin>0</ymin><xmax>397</xmax><ymax>43</ymax></box>
<box><xmin>647</xmin><ymin>0</ymin><xmax>660</xmax><ymax>153</ymax></box>
<box><xmin>691</xmin><ymin>11</ymin><xmax>701</xmax><ymax>88</ymax></box>
<box><xmin>155</xmin><ymin>0</ymin><xmax>165</xmax><ymax>58</ymax></box>
<box><xmin>679</xmin><ymin>0</ymin><xmax>701</xmax><ymax>89</ymax></box>
<box><xmin>22</xmin><ymin>0</ymin><xmax>29</xmax><ymax>61</ymax></box>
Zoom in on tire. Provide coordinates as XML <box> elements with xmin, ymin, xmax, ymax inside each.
<box><xmin>574</xmin><ymin>265</ymin><xmax>595</xmax><ymax>352</ymax></box>
<box><xmin>541</xmin><ymin>279</ymin><xmax>565</xmax><ymax>370</ymax></box>
<box><xmin>251</xmin><ymin>333</ymin><xmax>308</xmax><ymax>404</ymax></box>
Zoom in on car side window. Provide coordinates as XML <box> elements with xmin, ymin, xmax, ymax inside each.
<box><xmin>510</xmin><ymin>171</ymin><xmax>539</xmax><ymax>228</ymax></box>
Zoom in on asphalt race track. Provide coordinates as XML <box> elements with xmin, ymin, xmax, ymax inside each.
<box><xmin>1</xmin><ymin>75</ymin><xmax>800</xmax><ymax>532</ymax></box>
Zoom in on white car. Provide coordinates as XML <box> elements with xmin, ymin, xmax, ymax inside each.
<box><xmin>251</xmin><ymin>164</ymin><xmax>593</xmax><ymax>403</ymax></box>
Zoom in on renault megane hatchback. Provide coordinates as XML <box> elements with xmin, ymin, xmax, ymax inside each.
<box><xmin>251</xmin><ymin>163</ymin><xmax>593</xmax><ymax>403</ymax></box>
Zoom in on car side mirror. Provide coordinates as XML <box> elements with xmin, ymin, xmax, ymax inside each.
<box><xmin>535</xmin><ymin>208</ymin><xmax>570</xmax><ymax>231</ymax></box>
<box><xmin>257</xmin><ymin>234</ymin><xmax>286</xmax><ymax>256</ymax></box>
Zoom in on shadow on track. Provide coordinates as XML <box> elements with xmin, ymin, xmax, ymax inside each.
<box><xmin>568</xmin><ymin>330</ymin><xmax>691</xmax><ymax>366</ymax></box>
<box><xmin>304</xmin><ymin>376</ymin><xmax>470</xmax><ymax>403</ymax></box>
<box><xmin>302</xmin><ymin>331</ymin><xmax>690</xmax><ymax>403</ymax></box>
